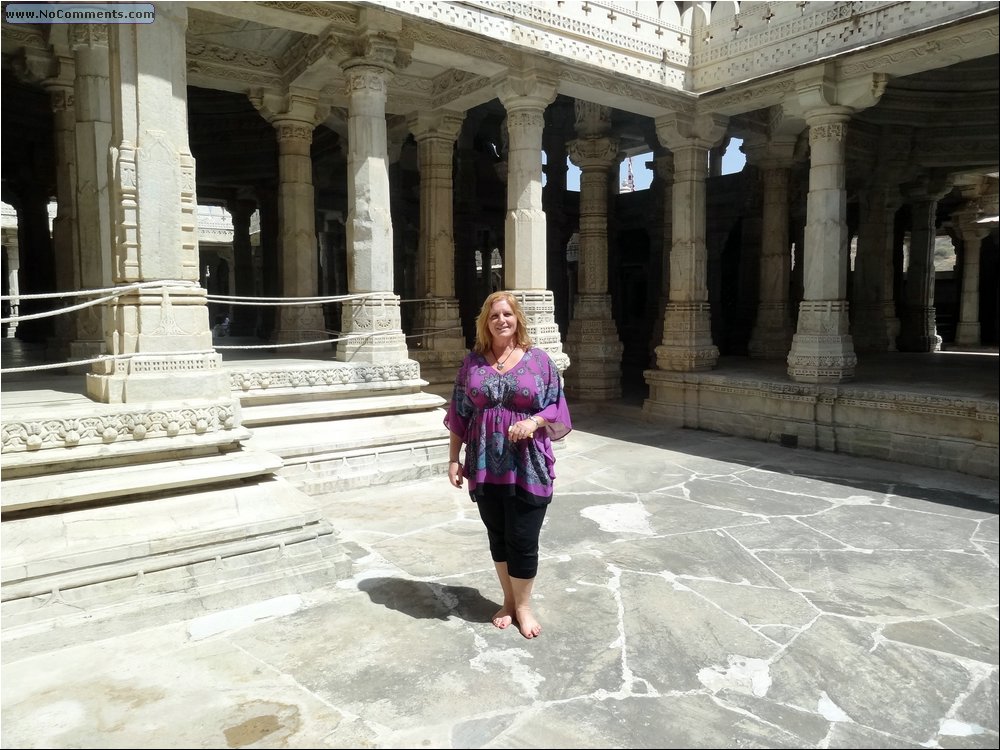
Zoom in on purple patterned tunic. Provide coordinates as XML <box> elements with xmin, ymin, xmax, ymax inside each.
<box><xmin>445</xmin><ymin>347</ymin><xmax>572</xmax><ymax>505</ymax></box>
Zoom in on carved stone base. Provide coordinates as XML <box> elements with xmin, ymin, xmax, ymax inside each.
<box><xmin>654</xmin><ymin>301</ymin><xmax>718</xmax><ymax>371</ymax></box>
<box><xmin>955</xmin><ymin>321</ymin><xmax>982</xmax><ymax>347</ymax></box>
<box><xmin>898</xmin><ymin>307</ymin><xmax>942</xmax><ymax>352</ymax></box>
<box><xmin>851</xmin><ymin>302</ymin><xmax>889</xmax><ymax>353</ymax></box>
<box><xmin>748</xmin><ymin>302</ymin><xmax>794</xmax><ymax>359</ymax></box>
<box><xmin>511</xmin><ymin>289</ymin><xmax>569</xmax><ymax>372</ymax></box>
<box><xmin>86</xmin><ymin>351</ymin><xmax>233</xmax><ymax>403</ymax></box>
<box><xmin>786</xmin><ymin>300</ymin><xmax>856</xmax><ymax>382</ymax></box>
<box><xmin>66</xmin><ymin>338</ymin><xmax>106</xmax><ymax>373</ymax></box>
<box><xmin>338</xmin><ymin>294</ymin><xmax>411</xmax><ymax>364</ymax></box>
<box><xmin>564</xmin><ymin>294</ymin><xmax>623</xmax><ymax>400</ymax></box>
<box><xmin>410</xmin><ymin>297</ymin><xmax>468</xmax><ymax>395</ymax></box>
<box><xmin>787</xmin><ymin>334</ymin><xmax>857</xmax><ymax>382</ymax></box>
<box><xmin>273</xmin><ymin>306</ymin><xmax>330</xmax><ymax>351</ymax></box>
<box><xmin>883</xmin><ymin>301</ymin><xmax>901</xmax><ymax>352</ymax></box>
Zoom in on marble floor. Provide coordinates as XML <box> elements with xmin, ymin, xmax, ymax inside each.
<box><xmin>1</xmin><ymin>409</ymin><xmax>997</xmax><ymax>749</ymax></box>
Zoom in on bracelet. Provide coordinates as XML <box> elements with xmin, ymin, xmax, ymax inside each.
<box><xmin>527</xmin><ymin>416</ymin><xmax>541</xmax><ymax>427</ymax></box>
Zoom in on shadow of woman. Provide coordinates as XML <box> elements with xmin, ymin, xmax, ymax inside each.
<box><xmin>357</xmin><ymin>577</ymin><xmax>499</xmax><ymax>624</ymax></box>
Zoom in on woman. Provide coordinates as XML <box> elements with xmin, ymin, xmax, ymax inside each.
<box><xmin>445</xmin><ymin>291</ymin><xmax>572</xmax><ymax>639</ymax></box>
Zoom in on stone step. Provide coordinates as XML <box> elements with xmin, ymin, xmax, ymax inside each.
<box><xmin>0</xmin><ymin>449</ymin><xmax>283</xmax><ymax>514</ymax></box>
<box><xmin>1</xmin><ymin>477</ymin><xmax>352</xmax><ymax>651</ymax></box>
<box><xmin>239</xmin><ymin>390</ymin><xmax>445</xmax><ymax>427</ymax></box>
<box><xmin>244</xmin><ymin>407</ymin><xmax>451</xmax><ymax>493</ymax></box>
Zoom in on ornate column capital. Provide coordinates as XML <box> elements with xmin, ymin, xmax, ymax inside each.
<box><xmin>741</xmin><ymin>131</ymin><xmax>798</xmax><ymax>169</ymax></box>
<box><xmin>407</xmin><ymin>110</ymin><xmax>465</xmax><ymax>144</ymax></box>
<box><xmin>493</xmin><ymin>67</ymin><xmax>558</xmax><ymax>112</ymax></box>
<box><xmin>901</xmin><ymin>171</ymin><xmax>954</xmax><ymax>203</ymax></box>
<box><xmin>42</xmin><ymin>70</ymin><xmax>75</xmax><ymax>111</ymax></box>
<box><xmin>249</xmin><ymin>88</ymin><xmax>328</xmax><ymax>129</ymax></box>
<box><xmin>567</xmin><ymin>136</ymin><xmax>619</xmax><ymax>171</ymax></box>
<box><xmin>654</xmin><ymin>112</ymin><xmax>728</xmax><ymax>152</ymax></box>
<box><xmin>70</xmin><ymin>23</ymin><xmax>109</xmax><ymax>48</ymax></box>
<box><xmin>788</xmin><ymin>63</ymin><xmax>886</xmax><ymax>118</ymax></box>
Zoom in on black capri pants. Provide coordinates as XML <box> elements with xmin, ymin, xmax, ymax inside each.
<box><xmin>474</xmin><ymin>484</ymin><xmax>548</xmax><ymax>579</ymax></box>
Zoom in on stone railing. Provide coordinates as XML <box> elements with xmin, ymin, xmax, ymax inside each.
<box><xmin>377</xmin><ymin>0</ymin><xmax>692</xmax><ymax>89</ymax></box>
<box><xmin>691</xmin><ymin>1</ymin><xmax>998</xmax><ymax>91</ymax></box>
<box><xmin>375</xmin><ymin>1</ymin><xmax>995</xmax><ymax>95</ymax></box>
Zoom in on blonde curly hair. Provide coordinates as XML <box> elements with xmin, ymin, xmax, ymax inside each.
<box><xmin>473</xmin><ymin>291</ymin><xmax>533</xmax><ymax>355</ymax></box>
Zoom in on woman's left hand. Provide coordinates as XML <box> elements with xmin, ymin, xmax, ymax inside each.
<box><xmin>507</xmin><ymin>419</ymin><xmax>538</xmax><ymax>442</ymax></box>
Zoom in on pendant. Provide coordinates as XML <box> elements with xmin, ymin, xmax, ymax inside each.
<box><xmin>497</xmin><ymin>363</ymin><xmax>504</xmax><ymax>370</ymax></box>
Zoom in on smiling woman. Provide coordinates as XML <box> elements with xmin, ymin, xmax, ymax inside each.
<box><xmin>444</xmin><ymin>290</ymin><xmax>572</xmax><ymax>640</ymax></box>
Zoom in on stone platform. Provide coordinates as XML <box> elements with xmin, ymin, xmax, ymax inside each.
<box><xmin>642</xmin><ymin>350</ymin><xmax>999</xmax><ymax>481</ymax></box>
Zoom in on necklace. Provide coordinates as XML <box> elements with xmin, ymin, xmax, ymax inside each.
<box><xmin>493</xmin><ymin>347</ymin><xmax>515</xmax><ymax>370</ymax></box>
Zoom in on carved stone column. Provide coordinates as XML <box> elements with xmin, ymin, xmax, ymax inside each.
<box><xmin>408</xmin><ymin>109</ymin><xmax>467</xmax><ymax>388</ymax></box>
<box><xmin>2</xmin><ymin>229</ymin><xmax>21</xmax><ymax>339</ymax></box>
<box><xmin>954</xmin><ymin>213</ymin><xmax>989</xmax><ymax>347</ymax></box>
<box><xmin>785</xmin><ymin>69</ymin><xmax>886</xmax><ymax>382</ymax></box>
<box><xmin>652</xmin><ymin>112</ymin><xmax>728</xmax><ymax>371</ymax></box>
<box><xmin>250</xmin><ymin>90</ymin><xmax>328</xmax><ymax>348</ymax></box>
<box><xmin>850</xmin><ymin>128</ymin><xmax>910</xmax><ymax>353</ymax></box>
<box><xmin>897</xmin><ymin>174</ymin><xmax>952</xmax><ymax>352</ymax></box>
<box><xmin>227</xmin><ymin>197</ymin><xmax>256</xmax><ymax>337</ymax></box>
<box><xmin>86</xmin><ymin>5</ymin><xmax>230</xmax><ymax>403</ymax></box>
<box><xmin>67</xmin><ymin>24</ymin><xmax>115</xmax><ymax>364</ymax></box>
<box><xmin>786</xmin><ymin>108</ymin><xmax>857</xmax><ymax>381</ymax></box>
<box><xmin>744</xmin><ymin>133</ymin><xmax>797</xmax><ymax>359</ymax></box>
<box><xmin>495</xmin><ymin>68</ymin><xmax>568</xmax><ymax>370</ymax></box>
<box><xmin>647</xmin><ymin>150</ymin><xmax>673</xmax><ymax>365</ymax></box>
<box><xmin>852</xmin><ymin>182</ymin><xmax>902</xmax><ymax>352</ymax></box>
<box><xmin>337</xmin><ymin>40</ymin><xmax>409</xmax><ymax>363</ymax></box>
<box><xmin>544</xmin><ymin>99</ymin><xmax>573</xmax><ymax>336</ymax></box>
<box><xmin>42</xmin><ymin>59</ymin><xmax>78</xmax><ymax>357</ymax></box>
<box><xmin>564</xmin><ymin>101</ymin><xmax>623</xmax><ymax>399</ymax></box>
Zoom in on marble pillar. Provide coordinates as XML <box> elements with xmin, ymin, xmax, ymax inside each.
<box><xmin>851</xmin><ymin>182</ymin><xmax>902</xmax><ymax>353</ymax></box>
<box><xmin>647</xmin><ymin>151</ymin><xmax>673</xmax><ymax>366</ymax></box>
<box><xmin>337</xmin><ymin>47</ymin><xmax>409</xmax><ymax>363</ymax></box>
<box><xmin>8</xmin><ymin>187</ymin><xmax>56</xmax><ymax>343</ymax></box>
<box><xmin>786</xmin><ymin>109</ymin><xmax>857</xmax><ymax>382</ymax></box>
<box><xmin>250</xmin><ymin>90</ymin><xmax>328</xmax><ymax>348</ymax></box>
<box><xmin>954</xmin><ymin>213</ymin><xmax>989</xmax><ymax>347</ymax></box>
<box><xmin>227</xmin><ymin>198</ymin><xmax>256</xmax><ymax>337</ymax></box>
<box><xmin>86</xmin><ymin>4</ymin><xmax>230</xmax><ymax>403</ymax></box>
<box><xmin>408</xmin><ymin>109</ymin><xmax>468</xmax><ymax>385</ymax></box>
<box><xmin>495</xmin><ymin>68</ymin><xmax>568</xmax><ymax>371</ymax></box>
<box><xmin>744</xmin><ymin>135</ymin><xmax>797</xmax><ymax>359</ymax></box>
<box><xmin>42</xmin><ymin>61</ymin><xmax>78</xmax><ymax>358</ymax></box>
<box><xmin>543</xmin><ymin>100</ymin><xmax>573</xmax><ymax>337</ymax></box>
<box><xmin>69</xmin><ymin>24</ymin><xmax>113</xmax><ymax>364</ymax></box>
<box><xmin>652</xmin><ymin>112</ymin><xmax>728</xmax><ymax>372</ymax></box>
<box><xmin>897</xmin><ymin>175</ymin><xmax>951</xmax><ymax>352</ymax></box>
<box><xmin>850</xmin><ymin>128</ymin><xmax>910</xmax><ymax>353</ymax></box>
<box><xmin>2</xmin><ymin>230</ymin><xmax>21</xmax><ymax>339</ymax></box>
<box><xmin>564</xmin><ymin>101</ymin><xmax>623</xmax><ymax>399</ymax></box>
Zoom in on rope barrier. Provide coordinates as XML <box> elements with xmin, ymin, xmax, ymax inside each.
<box><xmin>1</xmin><ymin>284</ymin><xmax>447</xmax><ymax>322</ymax></box>
<box><xmin>0</xmin><ymin>325</ymin><xmax>467</xmax><ymax>375</ymax></box>
<box><xmin>0</xmin><ymin>281</ymin><xmax>469</xmax><ymax>374</ymax></box>
<box><xmin>0</xmin><ymin>279</ymin><xmax>198</xmax><ymax>302</ymax></box>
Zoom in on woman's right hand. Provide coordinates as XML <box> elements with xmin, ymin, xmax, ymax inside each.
<box><xmin>448</xmin><ymin>460</ymin><xmax>464</xmax><ymax>489</ymax></box>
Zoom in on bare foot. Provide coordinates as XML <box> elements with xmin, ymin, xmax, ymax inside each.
<box><xmin>514</xmin><ymin>606</ymin><xmax>542</xmax><ymax>639</ymax></box>
<box><xmin>492</xmin><ymin>607</ymin><xmax>514</xmax><ymax>629</ymax></box>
